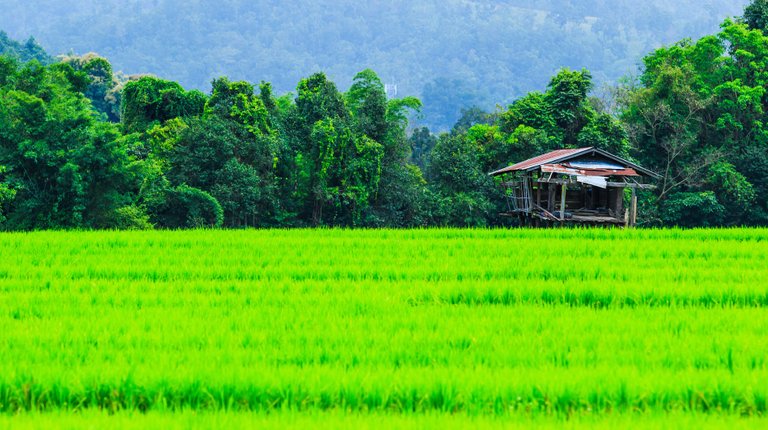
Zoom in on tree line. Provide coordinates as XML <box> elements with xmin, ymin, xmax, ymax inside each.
<box><xmin>1</xmin><ymin>1</ymin><xmax>768</xmax><ymax>229</ymax></box>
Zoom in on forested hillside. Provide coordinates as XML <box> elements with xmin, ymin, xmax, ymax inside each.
<box><xmin>0</xmin><ymin>0</ymin><xmax>747</xmax><ymax>130</ymax></box>
<box><xmin>0</xmin><ymin>32</ymin><xmax>51</xmax><ymax>64</ymax></box>
<box><xmin>2</xmin><ymin>1</ymin><xmax>768</xmax><ymax>230</ymax></box>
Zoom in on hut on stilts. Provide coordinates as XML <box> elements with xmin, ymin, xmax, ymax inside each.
<box><xmin>490</xmin><ymin>147</ymin><xmax>660</xmax><ymax>227</ymax></box>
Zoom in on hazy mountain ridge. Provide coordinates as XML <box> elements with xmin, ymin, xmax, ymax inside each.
<box><xmin>1</xmin><ymin>0</ymin><xmax>748</xmax><ymax>129</ymax></box>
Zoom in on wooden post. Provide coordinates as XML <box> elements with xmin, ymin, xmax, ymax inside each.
<box><xmin>560</xmin><ymin>183</ymin><xmax>567</xmax><ymax>221</ymax></box>
<box><xmin>630</xmin><ymin>188</ymin><xmax>638</xmax><ymax>227</ymax></box>
<box><xmin>536</xmin><ymin>180</ymin><xmax>542</xmax><ymax>209</ymax></box>
<box><xmin>547</xmin><ymin>184</ymin><xmax>555</xmax><ymax>212</ymax></box>
<box><xmin>613</xmin><ymin>187</ymin><xmax>624</xmax><ymax>218</ymax></box>
<box><xmin>527</xmin><ymin>177</ymin><xmax>535</xmax><ymax>213</ymax></box>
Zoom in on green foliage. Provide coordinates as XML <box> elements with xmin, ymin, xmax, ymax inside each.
<box><xmin>409</xmin><ymin>127</ymin><xmax>437</xmax><ymax>170</ymax></box>
<box><xmin>368</xmin><ymin>163</ymin><xmax>430</xmax><ymax>227</ymax></box>
<box><xmin>622</xmin><ymin>17</ymin><xmax>768</xmax><ymax>225</ymax></box>
<box><xmin>151</xmin><ymin>185</ymin><xmax>224</xmax><ymax>228</ymax></box>
<box><xmin>500</xmin><ymin>92</ymin><xmax>556</xmax><ymax>135</ymax></box>
<box><xmin>744</xmin><ymin>0</ymin><xmax>768</xmax><ymax>31</ymax></box>
<box><xmin>296</xmin><ymin>72</ymin><xmax>349</xmax><ymax>126</ymax></box>
<box><xmin>427</xmin><ymin>133</ymin><xmax>496</xmax><ymax>226</ymax></box>
<box><xmin>0</xmin><ymin>166</ymin><xmax>14</xmax><ymax>223</ymax></box>
<box><xmin>0</xmin><ymin>58</ymin><xmax>133</xmax><ymax>230</ymax></box>
<box><xmin>577</xmin><ymin>113</ymin><xmax>630</xmax><ymax>157</ymax></box>
<box><xmin>0</xmin><ymin>31</ymin><xmax>52</xmax><ymax>64</ymax></box>
<box><xmin>7</xmin><ymin>17</ymin><xmax>768</xmax><ymax>230</ymax></box>
<box><xmin>167</xmin><ymin>117</ymin><xmax>237</xmax><ymax>188</ymax></box>
<box><xmin>464</xmin><ymin>124</ymin><xmax>506</xmax><ymax>173</ymax></box>
<box><xmin>659</xmin><ymin>191</ymin><xmax>726</xmax><ymax>227</ymax></box>
<box><xmin>161</xmin><ymin>115</ymin><xmax>279</xmax><ymax>227</ymax></box>
<box><xmin>285</xmin><ymin>72</ymin><xmax>401</xmax><ymax>226</ymax></box>
<box><xmin>206</xmin><ymin>77</ymin><xmax>272</xmax><ymax>135</ymax></box>
<box><xmin>61</xmin><ymin>53</ymin><xmax>122</xmax><ymax>121</ymax></box>
<box><xmin>546</xmin><ymin>68</ymin><xmax>595</xmax><ymax>146</ymax></box>
<box><xmin>121</xmin><ymin>76</ymin><xmax>206</xmax><ymax>133</ymax></box>
<box><xmin>109</xmin><ymin>205</ymin><xmax>154</xmax><ymax>230</ymax></box>
<box><xmin>494</xmin><ymin>69</ymin><xmax>617</xmax><ymax>158</ymax></box>
<box><xmin>707</xmin><ymin>162</ymin><xmax>756</xmax><ymax>221</ymax></box>
<box><xmin>347</xmin><ymin>69</ymin><xmax>388</xmax><ymax>142</ymax></box>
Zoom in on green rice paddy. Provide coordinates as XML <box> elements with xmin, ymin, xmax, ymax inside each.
<box><xmin>1</xmin><ymin>229</ymin><xmax>767</xmax><ymax>427</ymax></box>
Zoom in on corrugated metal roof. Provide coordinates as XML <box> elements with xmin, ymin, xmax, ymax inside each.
<box><xmin>490</xmin><ymin>148</ymin><xmax>592</xmax><ymax>176</ymax></box>
<box><xmin>489</xmin><ymin>147</ymin><xmax>661</xmax><ymax>179</ymax></box>
<box><xmin>541</xmin><ymin>164</ymin><xmax>640</xmax><ymax>177</ymax></box>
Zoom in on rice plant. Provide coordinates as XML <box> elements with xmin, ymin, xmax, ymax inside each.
<box><xmin>0</xmin><ymin>228</ymin><xmax>767</xmax><ymax>425</ymax></box>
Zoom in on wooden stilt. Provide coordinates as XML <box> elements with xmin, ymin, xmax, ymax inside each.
<box><xmin>536</xmin><ymin>181</ymin><xmax>542</xmax><ymax>211</ymax></box>
<box><xmin>548</xmin><ymin>184</ymin><xmax>555</xmax><ymax>212</ymax></box>
<box><xmin>560</xmin><ymin>183</ymin><xmax>567</xmax><ymax>221</ymax></box>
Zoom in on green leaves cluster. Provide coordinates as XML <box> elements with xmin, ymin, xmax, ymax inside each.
<box><xmin>622</xmin><ymin>7</ymin><xmax>768</xmax><ymax>226</ymax></box>
<box><xmin>0</xmin><ymin>52</ymin><xmax>435</xmax><ymax>229</ymax></box>
<box><xmin>0</xmin><ymin>57</ymin><xmax>134</xmax><ymax>229</ymax></box>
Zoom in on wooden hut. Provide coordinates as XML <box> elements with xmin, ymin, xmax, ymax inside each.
<box><xmin>490</xmin><ymin>147</ymin><xmax>660</xmax><ymax>227</ymax></box>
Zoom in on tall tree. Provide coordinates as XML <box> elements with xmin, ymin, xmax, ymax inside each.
<box><xmin>545</xmin><ymin>68</ymin><xmax>595</xmax><ymax>147</ymax></box>
<box><xmin>61</xmin><ymin>53</ymin><xmax>122</xmax><ymax>121</ymax></box>
<box><xmin>0</xmin><ymin>59</ymin><xmax>134</xmax><ymax>229</ymax></box>
<box><xmin>346</xmin><ymin>69</ymin><xmax>388</xmax><ymax>143</ymax></box>
<box><xmin>121</xmin><ymin>76</ymin><xmax>207</xmax><ymax>134</ymax></box>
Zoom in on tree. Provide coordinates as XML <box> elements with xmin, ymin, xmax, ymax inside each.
<box><xmin>620</xmin><ymin>17</ymin><xmax>768</xmax><ymax>226</ymax></box>
<box><xmin>0</xmin><ymin>166</ymin><xmax>15</xmax><ymax>223</ymax></box>
<box><xmin>577</xmin><ymin>113</ymin><xmax>630</xmax><ymax>157</ymax></box>
<box><xmin>0</xmin><ymin>32</ymin><xmax>52</xmax><ymax>64</ymax></box>
<box><xmin>286</xmin><ymin>72</ymin><xmax>390</xmax><ymax>226</ymax></box>
<box><xmin>206</xmin><ymin>77</ymin><xmax>272</xmax><ymax>136</ymax></box>
<box><xmin>451</xmin><ymin>106</ymin><xmax>492</xmax><ymax>135</ymax></box>
<box><xmin>61</xmin><ymin>53</ymin><xmax>122</xmax><ymax>121</ymax></box>
<box><xmin>151</xmin><ymin>184</ymin><xmax>224</xmax><ymax>228</ymax></box>
<box><xmin>0</xmin><ymin>59</ymin><xmax>135</xmax><ymax>229</ymax></box>
<box><xmin>622</xmin><ymin>58</ymin><xmax>716</xmax><ymax>201</ymax></box>
<box><xmin>659</xmin><ymin>191</ymin><xmax>726</xmax><ymax>227</ymax></box>
<box><xmin>121</xmin><ymin>76</ymin><xmax>207</xmax><ymax>133</ymax></box>
<box><xmin>346</xmin><ymin>69</ymin><xmax>388</xmax><ymax>143</ymax></box>
<box><xmin>295</xmin><ymin>72</ymin><xmax>349</xmax><ymax>126</ymax></box>
<box><xmin>409</xmin><ymin>127</ymin><xmax>437</xmax><ymax>170</ymax></box>
<box><xmin>744</xmin><ymin>0</ymin><xmax>768</xmax><ymax>32</ymax></box>
<box><xmin>545</xmin><ymin>68</ymin><xmax>595</xmax><ymax>147</ymax></box>
<box><xmin>426</xmin><ymin>133</ymin><xmax>496</xmax><ymax>226</ymax></box>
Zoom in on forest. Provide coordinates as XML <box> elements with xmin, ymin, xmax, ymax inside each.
<box><xmin>1</xmin><ymin>1</ymin><xmax>768</xmax><ymax>229</ymax></box>
<box><xmin>0</xmin><ymin>0</ymin><xmax>747</xmax><ymax>130</ymax></box>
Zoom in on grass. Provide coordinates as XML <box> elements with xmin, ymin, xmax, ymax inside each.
<box><xmin>3</xmin><ymin>410</ymin><xmax>768</xmax><ymax>430</ymax></box>
<box><xmin>1</xmin><ymin>228</ymin><xmax>767</xmax><ymax>426</ymax></box>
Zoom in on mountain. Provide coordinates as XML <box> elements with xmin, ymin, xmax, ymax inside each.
<box><xmin>0</xmin><ymin>0</ymin><xmax>748</xmax><ymax>129</ymax></box>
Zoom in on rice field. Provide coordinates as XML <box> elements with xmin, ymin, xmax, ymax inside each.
<box><xmin>1</xmin><ymin>228</ymin><xmax>768</xmax><ymax>427</ymax></box>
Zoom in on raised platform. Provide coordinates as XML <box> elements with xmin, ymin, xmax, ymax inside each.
<box><xmin>500</xmin><ymin>211</ymin><xmax>627</xmax><ymax>225</ymax></box>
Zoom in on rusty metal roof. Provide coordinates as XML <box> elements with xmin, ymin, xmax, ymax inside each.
<box><xmin>490</xmin><ymin>148</ymin><xmax>593</xmax><ymax>176</ymax></box>
<box><xmin>541</xmin><ymin>164</ymin><xmax>640</xmax><ymax>177</ymax></box>
<box><xmin>489</xmin><ymin>147</ymin><xmax>661</xmax><ymax>179</ymax></box>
